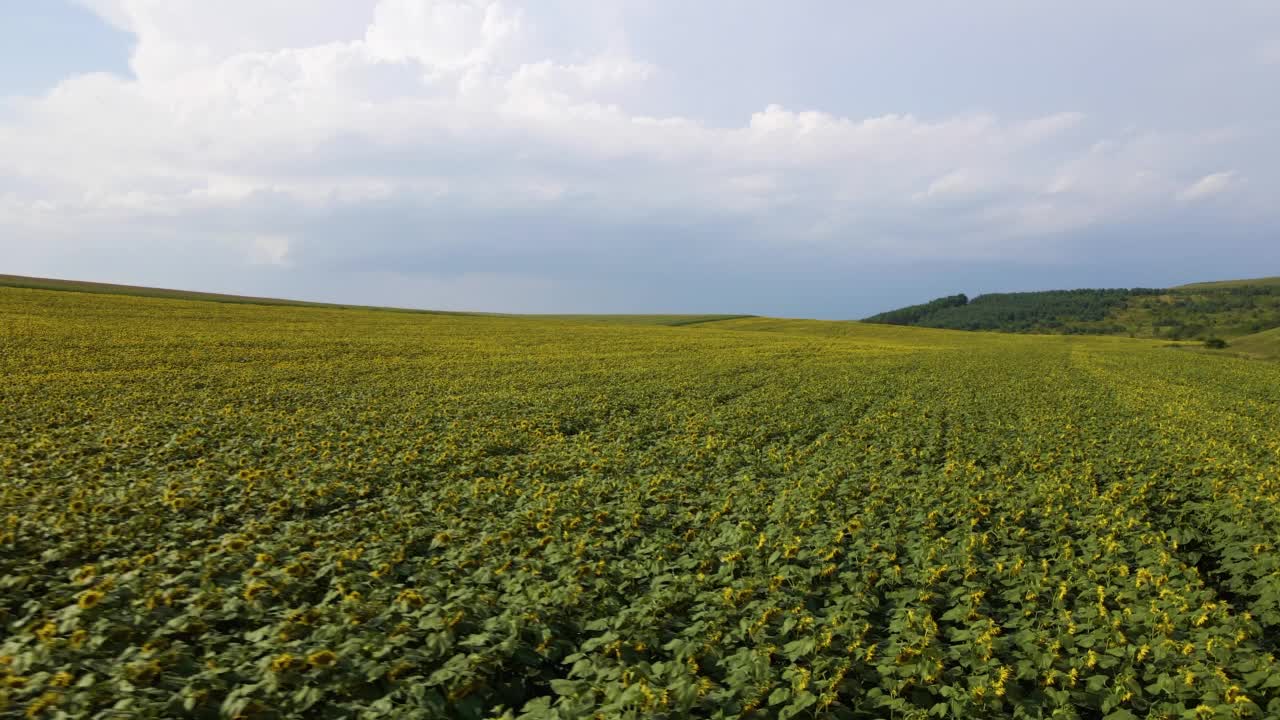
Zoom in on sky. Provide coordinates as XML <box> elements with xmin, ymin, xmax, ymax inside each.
<box><xmin>1</xmin><ymin>1</ymin><xmax>1278</xmax><ymax>317</ymax></box>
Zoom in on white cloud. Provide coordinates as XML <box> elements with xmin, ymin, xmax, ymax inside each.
<box><xmin>921</xmin><ymin>170</ymin><xmax>983</xmax><ymax>199</ymax></box>
<box><xmin>1014</xmin><ymin>112</ymin><xmax>1086</xmax><ymax>143</ymax></box>
<box><xmin>365</xmin><ymin>0</ymin><xmax>524</xmax><ymax>69</ymax></box>
<box><xmin>247</xmin><ymin>234</ymin><xmax>294</xmax><ymax>266</ymax></box>
<box><xmin>3</xmin><ymin>0</ymin><xmax>1273</xmax><ymax>286</ymax></box>
<box><xmin>1179</xmin><ymin>171</ymin><xmax>1237</xmax><ymax>202</ymax></box>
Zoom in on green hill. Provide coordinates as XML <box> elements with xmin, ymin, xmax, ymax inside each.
<box><xmin>865</xmin><ymin>277</ymin><xmax>1280</xmax><ymax>342</ymax></box>
<box><xmin>1223</xmin><ymin>326</ymin><xmax>1280</xmax><ymax>360</ymax></box>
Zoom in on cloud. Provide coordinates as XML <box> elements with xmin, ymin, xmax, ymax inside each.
<box><xmin>247</xmin><ymin>234</ymin><xmax>293</xmax><ymax>266</ymax></box>
<box><xmin>3</xmin><ymin>1</ymin><xmax>1278</xmax><ymax>314</ymax></box>
<box><xmin>1179</xmin><ymin>171</ymin><xmax>1237</xmax><ymax>202</ymax></box>
<box><xmin>365</xmin><ymin>0</ymin><xmax>523</xmax><ymax>68</ymax></box>
<box><xmin>921</xmin><ymin>170</ymin><xmax>984</xmax><ymax>199</ymax></box>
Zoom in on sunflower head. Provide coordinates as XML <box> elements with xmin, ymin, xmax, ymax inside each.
<box><xmin>307</xmin><ymin>650</ymin><xmax>338</xmax><ymax>668</ymax></box>
<box><xmin>24</xmin><ymin>691</ymin><xmax>60</xmax><ymax>718</ymax></box>
<box><xmin>269</xmin><ymin>654</ymin><xmax>304</xmax><ymax>673</ymax></box>
<box><xmin>34</xmin><ymin>622</ymin><xmax>58</xmax><ymax>641</ymax></box>
<box><xmin>242</xmin><ymin>581</ymin><xmax>272</xmax><ymax>602</ymax></box>
<box><xmin>77</xmin><ymin>589</ymin><xmax>105</xmax><ymax>610</ymax></box>
<box><xmin>125</xmin><ymin>661</ymin><xmax>161</xmax><ymax>686</ymax></box>
<box><xmin>72</xmin><ymin>565</ymin><xmax>96</xmax><ymax>584</ymax></box>
<box><xmin>395</xmin><ymin>589</ymin><xmax>426</xmax><ymax>609</ymax></box>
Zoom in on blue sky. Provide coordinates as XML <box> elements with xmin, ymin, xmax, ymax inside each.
<box><xmin>2</xmin><ymin>1</ymin><xmax>1278</xmax><ymax>317</ymax></box>
<box><xmin>0</xmin><ymin>1</ymin><xmax>131</xmax><ymax>95</ymax></box>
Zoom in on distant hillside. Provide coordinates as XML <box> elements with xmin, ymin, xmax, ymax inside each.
<box><xmin>864</xmin><ymin>288</ymin><xmax>1162</xmax><ymax>334</ymax></box>
<box><xmin>864</xmin><ymin>277</ymin><xmax>1280</xmax><ymax>341</ymax></box>
<box><xmin>0</xmin><ymin>275</ymin><xmax>751</xmax><ymax>325</ymax></box>
<box><xmin>1224</xmin><ymin>326</ymin><xmax>1280</xmax><ymax>360</ymax></box>
<box><xmin>1174</xmin><ymin>276</ymin><xmax>1280</xmax><ymax>290</ymax></box>
<box><xmin>859</xmin><ymin>293</ymin><xmax>970</xmax><ymax>326</ymax></box>
<box><xmin>0</xmin><ymin>274</ymin><xmax>437</xmax><ymax>313</ymax></box>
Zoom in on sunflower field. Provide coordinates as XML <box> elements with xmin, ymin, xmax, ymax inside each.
<box><xmin>2</xmin><ymin>286</ymin><xmax>1279</xmax><ymax>719</ymax></box>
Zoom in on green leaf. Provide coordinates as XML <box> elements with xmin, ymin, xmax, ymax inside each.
<box><xmin>549</xmin><ymin>679</ymin><xmax>579</xmax><ymax>696</ymax></box>
<box><xmin>778</xmin><ymin>691</ymin><xmax>817</xmax><ymax>720</ymax></box>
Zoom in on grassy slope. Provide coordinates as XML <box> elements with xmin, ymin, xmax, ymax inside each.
<box><xmin>1223</xmin><ymin>326</ymin><xmax>1280</xmax><ymax>360</ymax></box>
<box><xmin>1174</xmin><ymin>276</ymin><xmax>1280</xmax><ymax>290</ymax></box>
<box><xmin>1113</xmin><ymin>287</ymin><xmax>1280</xmax><ymax>339</ymax></box>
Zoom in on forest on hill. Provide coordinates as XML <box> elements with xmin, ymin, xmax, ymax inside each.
<box><xmin>863</xmin><ymin>279</ymin><xmax>1280</xmax><ymax>341</ymax></box>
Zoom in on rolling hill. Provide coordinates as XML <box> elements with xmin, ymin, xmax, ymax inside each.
<box><xmin>0</xmin><ymin>275</ymin><xmax>750</xmax><ymax>326</ymax></box>
<box><xmin>0</xmin><ymin>273</ymin><xmax>418</xmax><ymax>312</ymax></box>
<box><xmin>864</xmin><ymin>276</ymin><xmax>1280</xmax><ymax>342</ymax></box>
<box><xmin>1221</xmin><ymin>326</ymin><xmax>1280</xmax><ymax>360</ymax></box>
<box><xmin>1174</xmin><ymin>276</ymin><xmax>1280</xmax><ymax>290</ymax></box>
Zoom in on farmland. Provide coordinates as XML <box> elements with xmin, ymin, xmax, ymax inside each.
<box><xmin>2</xmin><ymin>285</ymin><xmax>1280</xmax><ymax>719</ymax></box>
